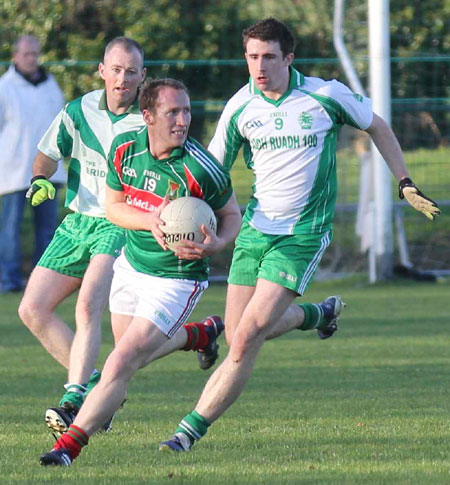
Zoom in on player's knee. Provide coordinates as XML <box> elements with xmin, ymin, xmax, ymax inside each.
<box><xmin>103</xmin><ymin>350</ymin><xmax>130</xmax><ymax>382</ymax></box>
<box><xmin>224</xmin><ymin>316</ymin><xmax>252</xmax><ymax>346</ymax></box>
<box><xmin>18</xmin><ymin>296</ymin><xmax>43</xmax><ymax>331</ymax></box>
<box><xmin>75</xmin><ymin>299</ymin><xmax>103</xmax><ymax>328</ymax></box>
<box><xmin>17</xmin><ymin>298</ymin><xmax>29</xmax><ymax>326</ymax></box>
<box><xmin>104</xmin><ymin>347</ymin><xmax>141</xmax><ymax>383</ymax></box>
<box><xmin>229</xmin><ymin>329</ymin><xmax>264</xmax><ymax>362</ymax></box>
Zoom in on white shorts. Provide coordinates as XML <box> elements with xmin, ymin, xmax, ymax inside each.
<box><xmin>109</xmin><ymin>253</ymin><xmax>208</xmax><ymax>338</ymax></box>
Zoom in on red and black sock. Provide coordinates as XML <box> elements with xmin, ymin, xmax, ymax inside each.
<box><xmin>53</xmin><ymin>424</ymin><xmax>89</xmax><ymax>460</ymax></box>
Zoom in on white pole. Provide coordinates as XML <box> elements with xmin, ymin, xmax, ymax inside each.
<box><xmin>368</xmin><ymin>0</ymin><xmax>394</xmax><ymax>279</ymax></box>
<box><xmin>334</xmin><ymin>0</ymin><xmax>377</xmax><ymax>283</ymax></box>
<box><xmin>333</xmin><ymin>0</ymin><xmax>366</xmax><ymax>95</ymax></box>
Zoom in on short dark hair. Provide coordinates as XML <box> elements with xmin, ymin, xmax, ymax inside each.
<box><xmin>138</xmin><ymin>78</ymin><xmax>189</xmax><ymax>112</ymax></box>
<box><xmin>242</xmin><ymin>18</ymin><xmax>295</xmax><ymax>58</ymax></box>
<box><xmin>104</xmin><ymin>37</ymin><xmax>144</xmax><ymax>66</ymax></box>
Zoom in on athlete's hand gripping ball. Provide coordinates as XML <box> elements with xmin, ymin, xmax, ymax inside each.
<box><xmin>398</xmin><ymin>177</ymin><xmax>440</xmax><ymax>221</ymax></box>
<box><xmin>26</xmin><ymin>176</ymin><xmax>56</xmax><ymax>206</ymax></box>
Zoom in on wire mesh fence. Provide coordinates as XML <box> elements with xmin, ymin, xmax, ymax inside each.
<box><xmin>1</xmin><ymin>0</ymin><xmax>448</xmax><ymax>280</ymax></box>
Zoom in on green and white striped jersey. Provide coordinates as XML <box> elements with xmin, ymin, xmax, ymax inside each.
<box><xmin>38</xmin><ymin>89</ymin><xmax>143</xmax><ymax>217</ymax></box>
<box><xmin>107</xmin><ymin>127</ymin><xmax>233</xmax><ymax>281</ymax></box>
<box><xmin>208</xmin><ymin>67</ymin><xmax>373</xmax><ymax>235</ymax></box>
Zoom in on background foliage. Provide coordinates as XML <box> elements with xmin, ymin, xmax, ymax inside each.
<box><xmin>1</xmin><ymin>0</ymin><xmax>448</xmax><ymax>146</ymax></box>
<box><xmin>1</xmin><ymin>0</ymin><xmax>449</xmax><ymax>275</ymax></box>
<box><xmin>1</xmin><ymin>1</ymin><xmax>448</xmax><ymax>121</ymax></box>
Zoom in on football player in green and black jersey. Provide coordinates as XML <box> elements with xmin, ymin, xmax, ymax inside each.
<box><xmin>159</xmin><ymin>18</ymin><xmax>440</xmax><ymax>453</ymax></box>
<box><xmin>39</xmin><ymin>78</ymin><xmax>241</xmax><ymax>466</ymax></box>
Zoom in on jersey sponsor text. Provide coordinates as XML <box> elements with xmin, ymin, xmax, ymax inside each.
<box><xmin>86</xmin><ymin>167</ymin><xmax>107</xmax><ymax>177</ymax></box>
<box><xmin>250</xmin><ymin>135</ymin><xmax>303</xmax><ymax>151</ymax></box>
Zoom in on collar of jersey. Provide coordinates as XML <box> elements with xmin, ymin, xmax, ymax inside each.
<box><xmin>249</xmin><ymin>66</ymin><xmax>305</xmax><ymax>106</ymax></box>
<box><xmin>98</xmin><ymin>90</ymin><xmax>141</xmax><ymax>121</ymax></box>
<box><xmin>140</xmin><ymin>129</ymin><xmax>185</xmax><ymax>162</ymax></box>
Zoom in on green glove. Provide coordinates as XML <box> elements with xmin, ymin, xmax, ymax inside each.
<box><xmin>26</xmin><ymin>176</ymin><xmax>56</xmax><ymax>206</ymax></box>
<box><xmin>398</xmin><ymin>177</ymin><xmax>440</xmax><ymax>221</ymax></box>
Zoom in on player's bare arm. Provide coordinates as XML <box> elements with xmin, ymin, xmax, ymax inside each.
<box><xmin>105</xmin><ymin>186</ymin><xmax>169</xmax><ymax>249</ymax></box>
<box><xmin>174</xmin><ymin>192</ymin><xmax>241</xmax><ymax>260</ymax></box>
<box><xmin>366</xmin><ymin>113</ymin><xmax>440</xmax><ymax>220</ymax></box>
<box><xmin>32</xmin><ymin>151</ymin><xmax>59</xmax><ymax>178</ymax></box>
<box><xmin>365</xmin><ymin>113</ymin><xmax>410</xmax><ymax>182</ymax></box>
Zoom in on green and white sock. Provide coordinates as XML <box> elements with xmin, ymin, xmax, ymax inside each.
<box><xmin>176</xmin><ymin>410</ymin><xmax>211</xmax><ymax>445</ymax></box>
<box><xmin>298</xmin><ymin>303</ymin><xmax>324</xmax><ymax>330</ymax></box>
<box><xmin>59</xmin><ymin>370</ymin><xmax>101</xmax><ymax>408</ymax></box>
<box><xmin>59</xmin><ymin>384</ymin><xmax>87</xmax><ymax>409</ymax></box>
<box><xmin>85</xmin><ymin>370</ymin><xmax>101</xmax><ymax>395</ymax></box>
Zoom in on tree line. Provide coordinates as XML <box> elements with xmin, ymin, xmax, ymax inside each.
<box><xmin>1</xmin><ymin>0</ymin><xmax>448</xmax><ymax>147</ymax></box>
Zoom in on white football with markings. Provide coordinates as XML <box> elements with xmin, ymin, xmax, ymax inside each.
<box><xmin>160</xmin><ymin>196</ymin><xmax>217</xmax><ymax>251</ymax></box>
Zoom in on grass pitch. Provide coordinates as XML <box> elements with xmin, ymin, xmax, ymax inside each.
<box><xmin>0</xmin><ymin>277</ymin><xmax>449</xmax><ymax>483</ymax></box>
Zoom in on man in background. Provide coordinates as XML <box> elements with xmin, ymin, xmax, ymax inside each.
<box><xmin>0</xmin><ymin>35</ymin><xmax>66</xmax><ymax>293</ymax></box>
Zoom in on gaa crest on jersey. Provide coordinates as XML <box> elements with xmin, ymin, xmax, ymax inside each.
<box><xmin>245</xmin><ymin>119</ymin><xmax>263</xmax><ymax>129</ymax></box>
<box><xmin>166</xmin><ymin>180</ymin><xmax>180</xmax><ymax>199</ymax></box>
<box><xmin>298</xmin><ymin>112</ymin><xmax>313</xmax><ymax>129</ymax></box>
<box><xmin>353</xmin><ymin>93</ymin><xmax>364</xmax><ymax>102</ymax></box>
<box><xmin>122</xmin><ymin>166</ymin><xmax>137</xmax><ymax>178</ymax></box>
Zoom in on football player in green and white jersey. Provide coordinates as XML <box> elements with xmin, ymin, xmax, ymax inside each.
<box><xmin>159</xmin><ymin>18</ymin><xmax>440</xmax><ymax>453</ymax></box>
<box><xmin>18</xmin><ymin>37</ymin><xmax>146</xmax><ymax>434</ymax></box>
<box><xmin>39</xmin><ymin>78</ymin><xmax>241</xmax><ymax>467</ymax></box>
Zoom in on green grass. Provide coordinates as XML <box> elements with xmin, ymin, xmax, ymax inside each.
<box><xmin>1</xmin><ymin>278</ymin><xmax>449</xmax><ymax>483</ymax></box>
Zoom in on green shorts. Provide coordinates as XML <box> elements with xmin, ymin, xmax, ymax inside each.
<box><xmin>37</xmin><ymin>213</ymin><xmax>126</xmax><ymax>278</ymax></box>
<box><xmin>228</xmin><ymin>221</ymin><xmax>332</xmax><ymax>295</ymax></box>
